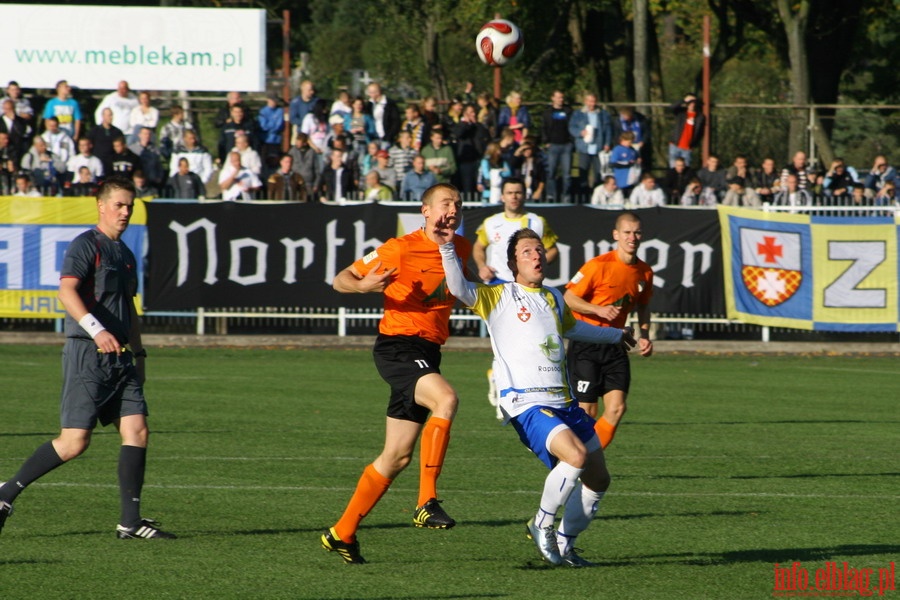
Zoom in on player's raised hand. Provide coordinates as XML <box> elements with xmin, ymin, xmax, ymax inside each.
<box><xmin>433</xmin><ymin>215</ymin><xmax>456</xmax><ymax>245</ymax></box>
<box><xmin>478</xmin><ymin>264</ymin><xmax>498</xmax><ymax>283</ymax></box>
<box><xmin>358</xmin><ymin>262</ymin><xmax>397</xmax><ymax>293</ymax></box>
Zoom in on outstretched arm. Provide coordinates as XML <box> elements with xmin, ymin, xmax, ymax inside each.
<box><xmin>565</xmin><ymin>321</ymin><xmax>636</xmax><ymax>349</ymax></box>
<box><xmin>435</xmin><ymin>217</ymin><xmax>477</xmax><ymax>306</ymax></box>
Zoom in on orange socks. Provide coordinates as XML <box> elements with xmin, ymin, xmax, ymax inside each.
<box><xmin>334</xmin><ymin>464</ymin><xmax>392</xmax><ymax>542</ymax></box>
<box><xmin>595</xmin><ymin>416</ymin><xmax>618</xmax><ymax>449</ymax></box>
<box><xmin>418</xmin><ymin>416</ymin><xmax>452</xmax><ymax>506</ymax></box>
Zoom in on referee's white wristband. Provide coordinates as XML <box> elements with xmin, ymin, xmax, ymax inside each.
<box><xmin>78</xmin><ymin>313</ymin><xmax>107</xmax><ymax>339</ymax></box>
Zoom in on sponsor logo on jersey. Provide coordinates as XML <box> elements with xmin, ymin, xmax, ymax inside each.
<box><xmin>362</xmin><ymin>250</ymin><xmax>379</xmax><ymax>264</ymax></box>
<box><xmin>538</xmin><ymin>334</ymin><xmax>562</xmax><ymax>363</ymax></box>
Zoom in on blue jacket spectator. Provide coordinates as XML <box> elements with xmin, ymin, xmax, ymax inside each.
<box><xmin>258</xmin><ymin>96</ymin><xmax>285</xmax><ymax>146</ymax></box>
<box><xmin>400</xmin><ymin>155</ymin><xmax>437</xmax><ymax>201</ymax></box>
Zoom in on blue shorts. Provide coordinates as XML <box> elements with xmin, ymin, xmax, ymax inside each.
<box><xmin>510</xmin><ymin>404</ymin><xmax>599</xmax><ymax>469</ymax></box>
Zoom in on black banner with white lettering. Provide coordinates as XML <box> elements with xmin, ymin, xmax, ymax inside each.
<box><xmin>145</xmin><ymin>203</ymin><xmax>723</xmax><ymax>314</ymax></box>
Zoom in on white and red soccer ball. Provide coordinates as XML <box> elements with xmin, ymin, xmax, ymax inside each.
<box><xmin>475</xmin><ymin>19</ymin><xmax>524</xmax><ymax>67</ymax></box>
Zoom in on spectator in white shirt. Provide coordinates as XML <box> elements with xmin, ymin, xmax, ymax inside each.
<box><xmin>628</xmin><ymin>173</ymin><xmax>666</xmax><ymax>207</ymax></box>
<box><xmin>219</xmin><ymin>151</ymin><xmax>261</xmax><ymax>201</ymax></box>
<box><xmin>95</xmin><ymin>80</ymin><xmax>138</xmax><ymax>134</ymax></box>
<box><xmin>67</xmin><ymin>138</ymin><xmax>104</xmax><ymax>182</ymax></box>
<box><xmin>232</xmin><ymin>133</ymin><xmax>262</xmax><ymax>175</ymax></box>
<box><xmin>591</xmin><ymin>175</ymin><xmax>625</xmax><ymax>206</ymax></box>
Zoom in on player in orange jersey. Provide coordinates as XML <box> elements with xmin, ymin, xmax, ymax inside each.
<box><xmin>321</xmin><ymin>183</ymin><xmax>472</xmax><ymax>564</ymax></box>
<box><xmin>564</xmin><ymin>211</ymin><xmax>653</xmax><ymax>449</ymax></box>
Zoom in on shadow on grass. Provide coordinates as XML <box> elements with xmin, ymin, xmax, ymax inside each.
<box><xmin>294</xmin><ymin>596</ymin><xmax>506</xmax><ymax>600</ymax></box>
<box><xmin>602</xmin><ymin>510</ymin><xmax>762</xmax><ymax>521</ymax></box>
<box><xmin>630</xmin><ymin>419</ymin><xmax>889</xmax><ymax>425</ymax></box>
<box><xmin>627</xmin><ymin>472</ymin><xmax>900</xmax><ymax>480</ymax></box>
<box><xmin>730</xmin><ymin>472</ymin><xmax>900</xmax><ymax>480</ymax></box>
<box><xmin>0</xmin><ymin>558</ymin><xmax>63</xmax><ymax>566</ymax></box>
<box><xmin>593</xmin><ymin>544</ymin><xmax>900</xmax><ymax>567</ymax></box>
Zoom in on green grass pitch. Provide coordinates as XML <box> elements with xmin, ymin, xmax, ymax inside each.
<box><xmin>0</xmin><ymin>345</ymin><xmax>897</xmax><ymax>599</ymax></box>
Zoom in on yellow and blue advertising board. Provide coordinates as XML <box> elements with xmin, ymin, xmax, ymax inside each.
<box><xmin>0</xmin><ymin>196</ymin><xmax>147</xmax><ymax>318</ymax></box>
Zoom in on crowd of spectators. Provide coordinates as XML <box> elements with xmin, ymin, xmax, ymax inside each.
<box><xmin>0</xmin><ymin>78</ymin><xmax>896</xmax><ymax>209</ymax></box>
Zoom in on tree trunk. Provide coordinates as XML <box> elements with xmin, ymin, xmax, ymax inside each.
<box><xmin>777</xmin><ymin>0</ymin><xmax>810</xmax><ymax>161</ymax></box>
<box><xmin>423</xmin><ymin>18</ymin><xmax>448</xmax><ymax>101</ymax></box>
<box><xmin>633</xmin><ymin>0</ymin><xmax>650</xmax><ymax>114</ymax></box>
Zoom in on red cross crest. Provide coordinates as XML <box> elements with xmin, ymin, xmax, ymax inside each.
<box><xmin>517</xmin><ymin>306</ymin><xmax>531</xmax><ymax>322</ymax></box>
<box><xmin>740</xmin><ymin>230</ymin><xmax>802</xmax><ymax>307</ymax></box>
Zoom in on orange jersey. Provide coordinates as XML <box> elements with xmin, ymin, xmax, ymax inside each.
<box><xmin>565</xmin><ymin>250</ymin><xmax>653</xmax><ymax>329</ymax></box>
<box><xmin>353</xmin><ymin>229</ymin><xmax>472</xmax><ymax>345</ymax></box>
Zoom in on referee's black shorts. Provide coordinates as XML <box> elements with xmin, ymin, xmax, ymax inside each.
<box><xmin>567</xmin><ymin>340</ymin><xmax>630</xmax><ymax>404</ymax></box>
<box><xmin>373</xmin><ymin>334</ymin><xmax>442</xmax><ymax>424</ymax></box>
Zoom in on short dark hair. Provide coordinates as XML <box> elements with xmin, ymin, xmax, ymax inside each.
<box><xmin>501</xmin><ymin>176</ymin><xmax>525</xmax><ymax>194</ymax></box>
<box><xmin>97</xmin><ymin>175</ymin><xmax>136</xmax><ymax>202</ymax></box>
<box><xmin>506</xmin><ymin>228</ymin><xmax>542</xmax><ymax>278</ymax></box>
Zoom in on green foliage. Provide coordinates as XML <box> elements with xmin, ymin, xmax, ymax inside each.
<box><xmin>1</xmin><ymin>346</ymin><xmax>897</xmax><ymax>598</ymax></box>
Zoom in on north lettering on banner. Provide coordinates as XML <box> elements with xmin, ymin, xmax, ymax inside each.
<box><xmin>739</xmin><ymin>228</ymin><xmax>802</xmax><ymax>307</ymax></box>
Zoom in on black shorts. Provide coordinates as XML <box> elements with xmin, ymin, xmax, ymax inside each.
<box><xmin>567</xmin><ymin>340</ymin><xmax>630</xmax><ymax>403</ymax></box>
<box><xmin>373</xmin><ymin>334</ymin><xmax>442</xmax><ymax>424</ymax></box>
<box><xmin>60</xmin><ymin>338</ymin><xmax>148</xmax><ymax>429</ymax></box>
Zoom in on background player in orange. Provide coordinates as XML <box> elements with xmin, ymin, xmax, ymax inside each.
<box><xmin>563</xmin><ymin>211</ymin><xmax>653</xmax><ymax>449</ymax></box>
<box><xmin>321</xmin><ymin>183</ymin><xmax>472</xmax><ymax>564</ymax></box>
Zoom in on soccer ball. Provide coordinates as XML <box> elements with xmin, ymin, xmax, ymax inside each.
<box><xmin>475</xmin><ymin>20</ymin><xmax>524</xmax><ymax>67</ymax></box>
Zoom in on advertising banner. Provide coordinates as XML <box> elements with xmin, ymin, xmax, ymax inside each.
<box><xmin>0</xmin><ymin>196</ymin><xmax>147</xmax><ymax>318</ymax></box>
<box><xmin>145</xmin><ymin>203</ymin><xmax>723</xmax><ymax>315</ymax></box>
<box><xmin>718</xmin><ymin>206</ymin><xmax>899</xmax><ymax>331</ymax></box>
<box><xmin>0</xmin><ymin>5</ymin><xmax>265</xmax><ymax>92</ymax></box>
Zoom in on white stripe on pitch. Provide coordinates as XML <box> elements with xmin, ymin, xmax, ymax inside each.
<box><xmin>30</xmin><ymin>481</ymin><xmax>900</xmax><ymax>500</ymax></box>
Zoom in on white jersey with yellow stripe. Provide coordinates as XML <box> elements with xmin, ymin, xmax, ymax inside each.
<box><xmin>439</xmin><ymin>242</ymin><xmax>624</xmax><ymax>422</ymax></box>
<box><xmin>475</xmin><ymin>212</ymin><xmax>555</xmax><ymax>282</ymax></box>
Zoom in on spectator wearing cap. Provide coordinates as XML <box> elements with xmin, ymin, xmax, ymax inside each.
<box><xmin>373</xmin><ymin>148</ymin><xmax>397</xmax><ymax>190</ymax></box>
<box><xmin>324</xmin><ymin>114</ymin><xmax>351</xmax><ymax>162</ymax></box>
<box><xmin>258</xmin><ymin>93</ymin><xmax>286</xmax><ymax>175</ymax></box>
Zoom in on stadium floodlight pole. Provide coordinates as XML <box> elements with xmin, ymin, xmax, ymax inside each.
<box><xmin>493</xmin><ymin>12</ymin><xmax>503</xmax><ymax>101</ymax></box>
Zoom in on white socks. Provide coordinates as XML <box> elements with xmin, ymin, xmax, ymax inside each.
<box><xmin>533</xmin><ymin>461</ymin><xmax>583</xmax><ymax>528</ymax></box>
<box><xmin>557</xmin><ymin>484</ymin><xmax>605</xmax><ymax>556</ymax></box>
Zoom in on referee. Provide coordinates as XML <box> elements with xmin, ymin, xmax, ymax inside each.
<box><xmin>0</xmin><ymin>176</ymin><xmax>175</xmax><ymax>539</ymax></box>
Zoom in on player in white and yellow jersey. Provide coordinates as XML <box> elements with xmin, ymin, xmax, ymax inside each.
<box><xmin>437</xmin><ymin>225</ymin><xmax>634</xmax><ymax>568</ymax></box>
<box><xmin>473</xmin><ymin>177</ymin><xmax>560</xmax><ymax>417</ymax></box>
